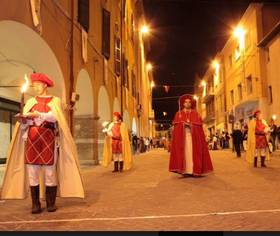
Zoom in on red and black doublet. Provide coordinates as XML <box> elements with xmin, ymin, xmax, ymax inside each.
<box><xmin>111</xmin><ymin>122</ymin><xmax>122</xmax><ymax>154</ymax></box>
<box><xmin>25</xmin><ymin>96</ymin><xmax>55</xmax><ymax>165</ymax></box>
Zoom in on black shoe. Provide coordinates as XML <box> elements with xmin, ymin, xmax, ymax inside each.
<box><xmin>112</xmin><ymin>161</ymin><xmax>119</xmax><ymax>172</ymax></box>
<box><xmin>119</xmin><ymin>161</ymin><xmax>124</xmax><ymax>172</ymax></box>
<box><xmin>30</xmin><ymin>185</ymin><xmax>42</xmax><ymax>214</ymax></box>
<box><xmin>254</xmin><ymin>157</ymin><xmax>258</xmax><ymax>168</ymax></box>
<box><xmin>46</xmin><ymin>186</ymin><xmax>57</xmax><ymax>212</ymax></box>
<box><xmin>261</xmin><ymin>156</ymin><xmax>267</xmax><ymax>168</ymax></box>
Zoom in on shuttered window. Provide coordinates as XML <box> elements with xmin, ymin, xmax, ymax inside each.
<box><xmin>78</xmin><ymin>0</ymin><xmax>89</xmax><ymax>32</ymax></box>
<box><xmin>102</xmin><ymin>9</ymin><xmax>111</xmax><ymax>59</ymax></box>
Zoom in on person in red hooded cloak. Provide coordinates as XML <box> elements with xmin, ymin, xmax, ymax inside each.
<box><xmin>169</xmin><ymin>94</ymin><xmax>213</xmax><ymax>177</ymax></box>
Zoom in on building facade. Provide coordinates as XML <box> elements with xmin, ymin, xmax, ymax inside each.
<box><xmin>0</xmin><ymin>0</ymin><xmax>153</xmax><ymax>165</ymax></box>
<box><xmin>197</xmin><ymin>3</ymin><xmax>280</xmax><ymax>135</ymax></box>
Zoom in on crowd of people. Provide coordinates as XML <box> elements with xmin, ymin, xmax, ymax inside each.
<box><xmin>205</xmin><ymin>116</ymin><xmax>280</xmax><ymax>156</ymax></box>
<box><xmin>131</xmin><ymin>135</ymin><xmax>170</xmax><ymax>154</ymax></box>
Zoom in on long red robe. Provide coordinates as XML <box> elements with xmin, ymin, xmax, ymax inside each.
<box><xmin>169</xmin><ymin>110</ymin><xmax>213</xmax><ymax>175</ymax></box>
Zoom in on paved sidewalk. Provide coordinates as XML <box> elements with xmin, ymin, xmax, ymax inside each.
<box><xmin>0</xmin><ymin>149</ymin><xmax>280</xmax><ymax>231</ymax></box>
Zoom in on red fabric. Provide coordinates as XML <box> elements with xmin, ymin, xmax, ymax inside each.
<box><xmin>25</xmin><ymin>96</ymin><xmax>55</xmax><ymax>165</ymax></box>
<box><xmin>169</xmin><ymin>110</ymin><xmax>213</xmax><ymax>175</ymax></box>
<box><xmin>25</xmin><ymin>127</ymin><xmax>55</xmax><ymax>165</ymax></box>
<box><xmin>255</xmin><ymin>119</ymin><xmax>268</xmax><ymax>149</ymax></box>
<box><xmin>112</xmin><ymin>122</ymin><xmax>122</xmax><ymax>154</ymax></box>
<box><xmin>113</xmin><ymin>112</ymin><xmax>122</xmax><ymax>120</ymax></box>
<box><xmin>30</xmin><ymin>73</ymin><xmax>54</xmax><ymax>87</ymax></box>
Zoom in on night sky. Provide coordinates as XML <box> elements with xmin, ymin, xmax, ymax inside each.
<box><xmin>143</xmin><ymin>0</ymin><xmax>253</xmax><ymax>128</ymax></box>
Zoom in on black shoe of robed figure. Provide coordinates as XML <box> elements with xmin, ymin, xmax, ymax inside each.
<box><xmin>112</xmin><ymin>161</ymin><xmax>119</xmax><ymax>172</ymax></box>
<box><xmin>254</xmin><ymin>157</ymin><xmax>258</xmax><ymax>168</ymax></box>
<box><xmin>119</xmin><ymin>161</ymin><xmax>124</xmax><ymax>172</ymax></box>
<box><xmin>261</xmin><ymin>156</ymin><xmax>267</xmax><ymax>168</ymax></box>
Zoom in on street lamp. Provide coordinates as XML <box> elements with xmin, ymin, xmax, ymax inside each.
<box><xmin>200</xmin><ymin>80</ymin><xmax>207</xmax><ymax>97</ymax></box>
<box><xmin>140</xmin><ymin>25</ymin><xmax>150</xmax><ymax>35</ymax></box>
<box><xmin>151</xmin><ymin>80</ymin><xmax>155</xmax><ymax>89</ymax></box>
<box><xmin>212</xmin><ymin>60</ymin><xmax>220</xmax><ymax>87</ymax></box>
<box><xmin>233</xmin><ymin>25</ymin><xmax>246</xmax><ymax>51</ymax></box>
<box><xmin>233</xmin><ymin>25</ymin><xmax>246</xmax><ymax>82</ymax></box>
<box><xmin>233</xmin><ymin>25</ymin><xmax>246</xmax><ymax>122</ymax></box>
<box><xmin>146</xmin><ymin>63</ymin><xmax>153</xmax><ymax>72</ymax></box>
<box><xmin>200</xmin><ymin>80</ymin><xmax>206</xmax><ymax>87</ymax></box>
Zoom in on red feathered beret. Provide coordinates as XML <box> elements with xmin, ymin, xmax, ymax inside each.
<box><xmin>30</xmin><ymin>73</ymin><xmax>54</xmax><ymax>87</ymax></box>
<box><xmin>113</xmin><ymin>112</ymin><xmax>122</xmax><ymax>120</ymax></box>
<box><xmin>253</xmin><ymin>109</ymin><xmax>261</xmax><ymax>117</ymax></box>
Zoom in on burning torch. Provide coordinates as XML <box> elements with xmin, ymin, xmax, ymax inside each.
<box><xmin>20</xmin><ymin>74</ymin><xmax>29</xmax><ymax>115</ymax></box>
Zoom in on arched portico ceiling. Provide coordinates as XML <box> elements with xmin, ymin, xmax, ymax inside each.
<box><xmin>0</xmin><ymin>20</ymin><xmax>65</xmax><ymax>102</ymax></box>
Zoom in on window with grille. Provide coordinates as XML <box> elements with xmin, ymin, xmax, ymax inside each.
<box><xmin>245</xmin><ymin>31</ymin><xmax>251</xmax><ymax>50</ymax></box>
<box><xmin>102</xmin><ymin>8</ymin><xmax>110</xmax><ymax>59</ymax></box>
<box><xmin>132</xmin><ymin>70</ymin><xmax>136</xmax><ymax>97</ymax></box>
<box><xmin>230</xmin><ymin>90</ymin><xmax>234</xmax><ymax>105</ymax></box>
<box><xmin>269</xmin><ymin>85</ymin><xmax>273</xmax><ymax>104</ymax></box>
<box><xmin>122</xmin><ymin>54</ymin><xmax>129</xmax><ymax>89</ymax></box>
<box><xmin>130</xmin><ymin>14</ymin><xmax>134</xmax><ymax>42</ymax></box>
<box><xmin>246</xmin><ymin>75</ymin><xmax>253</xmax><ymax>94</ymax></box>
<box><xmin>78</xmin><ymin>0</ymin><xmax>89</xmax><ymax>32</ymax></box>
<box><xmin>229</xmin><ymin>54</ymin><xmax>232</xmax><ymax>68</ymax></box>
<box><xmin>114</xmin><ymin>37</ymin><xmax>121</xmax><ymax>76</ymax></box>
<box><xmin>238</xmin><ymin>84</ymin><xmax>242</xmax><ymax>100</ymax></box>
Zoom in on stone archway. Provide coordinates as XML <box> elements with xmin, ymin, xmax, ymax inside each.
<box><xmin>0</xmin><ymin>20</ymin><xmax>65</xmax><ymax>170</ymax></box>
<box><xmin>97</xmin><ymin>86</ymin><xmax>111</xmax><ymax>162</ymax></box>
<box><xmin>74</xmin><ymin>69</ymin><xmax>96</xmax><ymax>164</ymax></box>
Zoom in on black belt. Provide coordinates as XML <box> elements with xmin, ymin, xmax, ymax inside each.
<box><xmin>255</xmin><ymin>133</ymin><xmax>265</xmax><ymax>136</ymax></box>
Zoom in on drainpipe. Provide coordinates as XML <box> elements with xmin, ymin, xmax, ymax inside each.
<box><xmin>69</xmin><ymin>0</ymin><xmax>75</xmax><ymax>134</ymax></box>
<box><xmin>120</xmin><ymin>0</ymin><xmax>124</xmax><ymax>116</ymax></box>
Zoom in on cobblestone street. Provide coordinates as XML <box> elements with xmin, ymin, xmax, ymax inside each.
<box><xmin>1</xmin><ymin>149</ymin><xmax>280</xmax><ymax>231</ymax></box>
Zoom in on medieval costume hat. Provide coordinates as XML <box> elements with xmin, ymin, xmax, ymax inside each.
<box><xmin>113</xmin><ymin>111</ymin><xmax>122</xmax><ymax>121</ymax></box>
<box><xmin>253</xmin><ymin>109</ymin><xmax>261</xmax><ymax>118</ymax></box>
<box><xmin>30</xmin><ymin>73</ymin><xmax>54</xmax><ymax>87</ymax></box>
<box><xmin>178</xmin><ymin>94</ymin><xmax>197</xmax><ymax>110</ymax></box>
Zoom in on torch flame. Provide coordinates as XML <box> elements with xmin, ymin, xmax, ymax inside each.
<box><xmin>102</xmin><ymin>121</ymin><xmax>109</xmax><ymax>127</ymax></box>
<box><xmin>21</xmin><ymin>74</ymin><xmax>29</xmax><ymax>93</ymax></box>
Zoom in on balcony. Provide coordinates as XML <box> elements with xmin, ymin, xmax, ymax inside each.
<box><xmin>202</xmin><ymin>87</ymin><xmax>214</xmax><ymax>104</ymax></box>
<box><xmin>203</xmin><ymin>112</ymin><xmax>215</xmax><ymax>124</ymax></box>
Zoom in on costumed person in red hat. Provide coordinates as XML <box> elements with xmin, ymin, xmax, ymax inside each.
<box><xmin>169</xmin><ymin>94</ymin><xmax>213</xmax><ymax>177</ymax></box>
<box><xmin>1</xmin><ymin>73</ymin><xmax>84</xmax><ymax>214</ymax></box>
<box><xmin>102</xmin><ymin>112</ymin><xmax>133</xmax><ymax>172</ymax></box>
<box><xmin>246</xmin><ymin>110</ymin><xmax>270</xmax><ymax>167</ymax></box>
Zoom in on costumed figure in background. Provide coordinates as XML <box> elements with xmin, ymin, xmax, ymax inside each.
<box><xmin>1</xmin><ymin>73</ymin><xmax>85</xmax><ymax>214</ymax></box>
<box><xmin>246</xmin><ymin>110</ymin><xmax>270</xmax><ymax>167</ymax></box>
<box><xmin>102</xmin><ymin>112</ymin><xmax>133</xmax><ymax>172</ymax></box>
<box><xmin>169</xmin><ymin>94</ymin><xmax>213</xmax><ymax>177</ymax></box>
